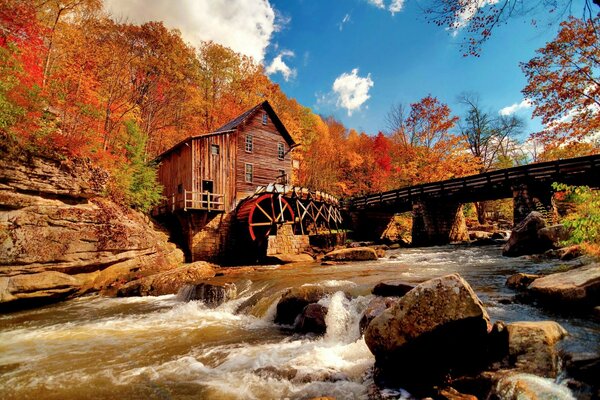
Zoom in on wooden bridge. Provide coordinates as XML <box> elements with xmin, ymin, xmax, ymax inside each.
<box><xmin>343</xmin><ymin>154</ymin><xmax>600</xmax><ymax>245</ymax></box>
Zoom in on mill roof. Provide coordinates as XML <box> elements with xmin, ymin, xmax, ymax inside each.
<box><xmin>156</xmin><ymin>100</ymin><xmax>296</xmax><ymax>160</ymax></box>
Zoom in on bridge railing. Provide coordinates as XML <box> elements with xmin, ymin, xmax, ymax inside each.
<box><xmin>344</xmin><ymin>154</ymin><xmax>600</xmax><ymax>210</ymax></box>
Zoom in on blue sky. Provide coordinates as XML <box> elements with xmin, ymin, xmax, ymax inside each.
<box><xmin>265</xmin><ymin>0</ymin><xmax>582</xmax><ymax>137</ymax></box>
<box><xmin>105</xmin><ymin>0</ymin><xmax>586</xmax><ymax>138</ymax></box>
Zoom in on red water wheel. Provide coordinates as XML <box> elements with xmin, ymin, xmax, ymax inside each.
<box><xmin>237</xmin><ymin>194</ymin><xmax>295</xmax><ymax>241</ymax></box>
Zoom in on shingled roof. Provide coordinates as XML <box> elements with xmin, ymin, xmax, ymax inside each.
<box><xmin>156</xmin><ymin>100</ymin><xmax>296</xmax><ymax>160</ymax></box>
<box><xmin>215</xmin><ymin>100</ymin><xmax>296</xmax><ymax>146</ymax></box>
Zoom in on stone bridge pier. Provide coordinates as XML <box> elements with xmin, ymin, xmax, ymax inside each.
<box><xmin>512</xmin><ymin>182</ymin><xmax>557</xmax><ymax>225</ymax></box>
<box><xmin>411</xmin><ymin>199</ymin><xmax>469</xmax><ymax>246</ymax></box>
<box><xmin>346</xmin><ymin>209</ymin><xmax>397</xmax><ymax>242</ymax></box>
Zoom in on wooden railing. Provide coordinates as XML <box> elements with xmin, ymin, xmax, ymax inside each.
<box><xmin>344</xmin><ymin>154</ymin><xmax>600</xmax><ymax>211</ymax></box>
<box><xmin>153</xmin><ymin>190</ymin><xmax>225</xmax><ymax>215</ymax></box>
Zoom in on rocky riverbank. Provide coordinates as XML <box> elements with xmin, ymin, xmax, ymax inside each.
<box><xmin>0</xmin><ymin>152</ymin><xmax>185</xmax><ymax>310</ymax></box>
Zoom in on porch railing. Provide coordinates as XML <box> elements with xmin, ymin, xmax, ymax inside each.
<box><xmin>153</xmin><ymin>190</ymin><xmax>225</xmax><ymax>215</ymax></box>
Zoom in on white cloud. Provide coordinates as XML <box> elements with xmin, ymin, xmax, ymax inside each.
<box><xmin>499</xmin><ymin>99</ymin><xmax>532</xmax><ymax>116</ymax></box>
<box><xmin>367</xmin><ymin>0</ymin><xmax>385</xmax><ymax>9</ymax></box>
<box><xmin>103</xmin><ymin>0</ymin><xmax>277</xmax><ymax>62</ymax></box>
<box><xmin>332</xmin><ymin>68</ymin><xmax>374</xmax><ymax>116</ymax></box>
<box><xmin>339</xmin><ymin>13</ymin><xmax>351</xmax><ymax>31</ymax></box>
<box><xmin>365</xmin><ymin>0</ymin><xmax>405</xmax><ymax>15</ymax></box>
<box><xmin>389</xmin><ymin>0</ymin><xmax>405</xmax><ymax>14</ymax></box>
<box><xmin>266</xmin><ymin>50</ymin><xmax>296</xmax><ymax>81</ymax></box>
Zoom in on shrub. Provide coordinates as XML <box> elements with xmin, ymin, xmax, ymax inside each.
<box><xmin>552</xmin><ymin>183</ymin><xmax>600</xmax><ymax>256</ymax></box>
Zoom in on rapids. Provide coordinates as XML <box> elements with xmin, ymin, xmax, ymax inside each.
<box><xmin>0</xmin><ymin>245</ymin><xmax>598</xmax><ymax>399</ymax></box>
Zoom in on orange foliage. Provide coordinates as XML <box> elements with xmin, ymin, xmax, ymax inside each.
<box><xmin>0</xmin><ymin>0</ymin><xmax>483</xmax><ymax>201</ymax></box>
<box><xmin>522</xmin><ymin>17</ymin><xmax>600</xmax><ymax>159</ymax></box>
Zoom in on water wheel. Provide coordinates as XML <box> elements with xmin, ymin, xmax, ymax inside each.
<box><xmin>236</xmin><ymin>193</ymin><xmax>295</xmax><ymax>241</ymax></box>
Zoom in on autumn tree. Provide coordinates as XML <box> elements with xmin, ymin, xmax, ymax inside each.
<box><xmin>521</xmin><ymin>16</ymin><xmax>600</xmax><ymax>159</ymax></box>
<box><xmin>423</xmin><ymin>0</ymin><xmax>599</xmax><ymax>56</ymax></box>
<box><xmin>389</xmin><ymin>96</ymin><xmax>478</xmax><ymax>186</ymax></box>
<box><xmin>457</xmin><ymin>93</ymin><xmax>524</xmax><ymax>222</ymax></box>
<box><xmin>0</xmin><ymin>0</ymin><xmax>49</xmax><ymax>151</ymax></box>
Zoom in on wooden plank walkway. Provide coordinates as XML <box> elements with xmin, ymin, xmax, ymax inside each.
<box><xmin>344</xmin><ymin>154</ymin><xmax>600</xmax><ymax>212</ymax></box>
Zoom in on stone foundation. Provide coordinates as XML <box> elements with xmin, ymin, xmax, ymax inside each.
<box><xmin>188</xmin><ymin>212</ymin><xmax>235</xmax><ymax>263</ymax></box>
<box><xmin>267</xmin><ymin>224</ymin><xmax>310</xmax><ymax>256</ymax></box>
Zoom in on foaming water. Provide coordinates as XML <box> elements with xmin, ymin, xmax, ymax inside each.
<box><xmin>0</xmin><ymin>245</ymin><xmax>597</xmax><ymax>399</ymax></box>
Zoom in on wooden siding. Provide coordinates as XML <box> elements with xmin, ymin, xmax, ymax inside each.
<box><xmin>157</xmin><ymin>144</ymin><xmax>192</xmax><ymax>199</ymax></box>
<box><xmin>191</xmin><ymin>132</ymin><xmax>237</xmax><ymax>211</ymax></box>
<box><xmin>235</xmin><ymin>111</ymin><xmax>292</xmax><ymax>203</ymax></box>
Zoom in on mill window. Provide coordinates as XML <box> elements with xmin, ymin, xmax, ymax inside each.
<box><xmin>245</xmin><ymin>134</ymin><xmax>253</xmax><ymax>153</ymax></box>
<box><xmin>262</xmin><ymin>112</ymin><xmax>268</xmax><ymax>125</ymax></box>
<box><xmin>277</xmin><ymin>143</ymin><xmax>285</xmax><ymax>160</ymax></box>
<box><xmin>211</xmin><ymin>144</ymin><xmax>219</xmax><ymax>155</ymax></box>
<box><xmin>245</xmin><ymin>163</ymin><xmax>253</xmax><ymax>183</ymax></box>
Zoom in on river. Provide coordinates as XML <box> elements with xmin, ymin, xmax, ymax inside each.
<box><xmin>1</xmin><ymin>245</ymin><xmax>598</xmax><ymax>399</ymax></box>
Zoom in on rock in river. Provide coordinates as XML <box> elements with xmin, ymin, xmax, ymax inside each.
<box><xmin>322</xmin><ymin>247</ymin><xmax>378</xmax><ymax>262</ymax></box>
<box><xmin>295</xmin><ymin>303</ymin><xmax>328</xmax><ymax>334</ymax></box>
<box><xmin>117</xmin><ymin>262</ymin><xmax>216</xmax><ymax>297</ymax></box>
<box><xmin>177</xmin><ymin>281</ymin><xmax>236</xmax><ymax>307</ymax></box>
<box><xmin>364</xmin><ymin>273</ymin><xmax>491</xmax><ymax>389</ymax></box>
<box><xmin>275</xmin><ymin>286</ymin><xmax>328</xmax><ymax>325</ymax></box>
<box><xmin>528</xmin><ymin>263</ymin><xmax>600</xmax><ymax>307</ymax></box>
<box><xmin>506</xmin><ymin>321</ymin><xmax>567</xmax><ymax>378</ymax></box>
<box><xmin>506</xmin><ymin>273</ymin><xmax>540</xmax><ymax>290</ymax></box>
<box><xmin>502</xmin><ymin>212</ymin><xmax>553</xmax><ymax>257</ymax></box>
<box><xmin>359</xmin><ymin>296</ymin><xmax>400</xmax><ymax>335</ymax></box>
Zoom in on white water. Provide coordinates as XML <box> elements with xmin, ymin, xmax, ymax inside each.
<box><xmin>0</xmin><ymin>246</ymin><xmax>596</xmax><ymax>399</ymax></box>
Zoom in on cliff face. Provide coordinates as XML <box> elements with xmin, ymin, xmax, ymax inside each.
<box><xmin>0</xmin><ymin>153</ymin><xmax>184</xmax><ymax>310</ymax></box>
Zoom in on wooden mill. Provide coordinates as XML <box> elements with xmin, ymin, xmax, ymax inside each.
<box><xmin>153</xmin><ymin>101</ymin><xmax>343</xmax><ymax>262</ymax></box>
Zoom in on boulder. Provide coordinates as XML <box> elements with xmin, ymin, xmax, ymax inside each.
<box><xmin>274</xmin><ymin>286</ymin><xmax>328</xmax><ymax>325</ymax></box>
<box><xmin>359</xmin><ymin>296</ymin><xmax>400</xmax><ymax>335</ymax></box>
<box><xmin>469</xmin><ymin>231</ymin><xmax>492</xmax><ymax>241</ymax></box>
<box><xmin>528</xmin><ymin>263</ymin><xmax>600</xmax><ymax>307</ymax></box>
<box><xmin>323</xmin><ymin>247</ymin><xmax>378</xmax><ymax>262</ymax></box>
<box><xmin>502</xmin><ymin>212</ymin><xmax>551</xmax><ymax>257</ymax></box>
<box><xmin>365</xmin><ymin>274</ymin><xmax>491</xmax><ymax>388</ymax></box>
<box><xmin>0</xmin><ymin>271</ymin><xmax>81</xmax><ymax>309</ymax></box>
<box><xmin>506</xmin><ymin>273</ymin><xmax>540</xmax><ymax>290</ymax></box>
<box><xmin>295</xmin><ymin>303</ymin><xmax>328</xmax><ymax>334</ymax></box>
<box><xmin>371</xmin><ymin>280</ymin><xmax>414</xmax><ymax>297</ymax></box>
<box><xmin>492</xmin><ymin>372</ymin><xmax>576</xmax><ymax>400</ymax></box>
<box><xmin>538</xmin><ymin>224</ymin><xmax>570</xmax><ymax>246</ymax></box>
<box><xmin>117</xmin><ymin>262</ymin><xmax>217</xmax><ymax>297</ymax></box>
<box><xmin>177</xmin><ymin>281</ymin><xmax>236</xmax><ymax>307</ymax></box>
<box><xmin>507</xmin><ymin>321</ymin><xmax>567</xmax><ymax>377</ymax></box>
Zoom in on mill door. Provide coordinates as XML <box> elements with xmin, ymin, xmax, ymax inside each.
<box><xmin>202</xmin><ymin>180</ymin><xmax>214</xmax><ymax>209</ymax></box>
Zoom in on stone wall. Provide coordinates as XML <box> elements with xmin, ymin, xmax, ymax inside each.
<box><xmin>267</xmin><ymin>224</ymin><xmax>310</xmax><ymax>256</ymax></box>
<box><xmin>189</xmin><ymin>212</ymin><xmax>235</xmax><ymax>262</ymax></box>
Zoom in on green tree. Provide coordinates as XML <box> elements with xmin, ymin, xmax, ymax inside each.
<box><xmin>111</xmin><ymin>120</ymin><xmax>163</xmax><ymax>212</ymax></box>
